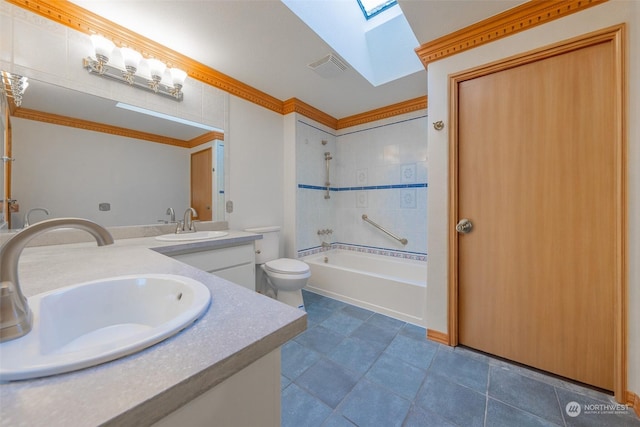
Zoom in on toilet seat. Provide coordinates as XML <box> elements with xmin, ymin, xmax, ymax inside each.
<box><xmin>264</xmin><ymin>258</ymin><xmax>310</xmax><ymax>275</ymax></box>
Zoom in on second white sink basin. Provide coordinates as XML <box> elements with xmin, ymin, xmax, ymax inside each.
<box><xmin>155</xmin><ymin>231</ymin><xmax>229</xmax><ymax>242</ymax></box>
<box><xmin>0</xmin><ymin>274</ymin><xmax>211</xmax><ymax>381</ymax></box>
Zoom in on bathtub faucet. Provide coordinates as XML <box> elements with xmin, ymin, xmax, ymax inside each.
<box><xmin>321</xmin><ymin>241</ymin><xmax>331</xmax><ymax>250</ymax></box>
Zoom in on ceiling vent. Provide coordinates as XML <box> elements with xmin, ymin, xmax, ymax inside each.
<box><xmin>308</xmin><ymin>54</ymin><xmax>348</xmax><ymax>78</ymax></box>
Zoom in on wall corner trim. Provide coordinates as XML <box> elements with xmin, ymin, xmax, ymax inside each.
<box><xmin>628</xmin><ymin>391</ymin><xmax>640</xmax><ymax>418</ymax></box>
<box><xmin>426</xmin><ymin>329</ymin><xmax>450</xmax><ymax>346</ymax></box>
<box><xmin>415</xmin><ymin>0</ymin><xmax>609</xmax><ymax>67</ymax></box>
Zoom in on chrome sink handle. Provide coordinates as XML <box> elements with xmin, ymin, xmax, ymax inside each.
<box><xmin>0</xmin><ymin>218</ymin><xmax>114</xmax><ymax>342</ymax></box>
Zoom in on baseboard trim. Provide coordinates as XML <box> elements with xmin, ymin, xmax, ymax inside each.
<box><xmin>426</xmin><ymin>329</ymin><xmax>450</xmax><ymax>345</ymax></box>
<box><xmin>628</xmin><ymin>391</ymin><xmax>640</xmax><ymax>417</ymax></box>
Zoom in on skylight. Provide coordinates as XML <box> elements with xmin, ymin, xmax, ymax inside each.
<box><xmin>357</xmin><ymin>0</ymin><xmax>398</xmax><ymax>19</ymax></box>
<box><xmin>282</xmin><ymin>0</ymin><xmax>423</xmax><ymax>87</ymax></box>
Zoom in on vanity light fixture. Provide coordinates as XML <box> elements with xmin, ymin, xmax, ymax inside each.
<box><xmin>1</xmin><ymin>71</ymin><xmax>29</xmax><ymax>107</ymax></box>
<box><xmin>83</xmin><ymin>35</ymin><xmax>186</xmax><ymax>101</ymax></box>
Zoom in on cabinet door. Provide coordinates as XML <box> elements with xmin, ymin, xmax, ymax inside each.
<box><xmin>214</xmin><ymin>264</ymin><xmax>255</xmax><ymax>291</ymax></box>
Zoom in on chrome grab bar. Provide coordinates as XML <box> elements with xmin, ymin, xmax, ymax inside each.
<box><xmin>361</xmin><ymin>214</ymin><xmax>408</xmax><ymax>246</ymax></box>
<box><xmin>324</xmin><ymin>152</ymin><xmax>332</xmax><ymax>200</ymax></box>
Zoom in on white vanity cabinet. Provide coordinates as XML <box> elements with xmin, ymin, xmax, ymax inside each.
<box><xmin>170</xmin><ymin>243</ymin><xmax>256</xmax><ymax>291</ymax></box>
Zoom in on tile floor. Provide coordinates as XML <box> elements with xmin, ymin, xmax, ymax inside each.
<box><xmin>281</xmin><ymin>290</ymin><xmax>640</xmax><ymax>427</ymax></box>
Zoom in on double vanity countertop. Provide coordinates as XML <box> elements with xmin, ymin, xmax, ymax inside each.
<box><xmin>0</xmin><ymin>227</ymin><xmax>307</xmax><ymax>427</ymax></box>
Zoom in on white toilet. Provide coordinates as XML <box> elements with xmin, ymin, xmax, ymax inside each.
<box><xmin>245</xmin><ymin>226</ymin><xmax>310</xmax><ymax>310</ymax></box>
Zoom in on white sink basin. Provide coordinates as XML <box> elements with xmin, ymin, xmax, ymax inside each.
<box><xmin>155</xmin><ymin>231</ymin><xmax>229</xmax><ymax>242</ymax></box>
<box><xmin>0</xmin><ymin>274</ymin><xmax>211</xmax><ymax>381</ymax></box>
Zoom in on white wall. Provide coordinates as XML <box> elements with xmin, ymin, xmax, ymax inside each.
<box><xmin>226</xmin><ymin>95</ymin><xmax>285</xmax><ymax>237</ymax></box>
<box><xmin>11</xmin><ymin>118</ymin><xmax>189</xmax><ymax>227</ymax></box>
<box><xmin>426</xmin><ymin>0</ymin><xmax>639</xmax><ymax>397</ymax></box>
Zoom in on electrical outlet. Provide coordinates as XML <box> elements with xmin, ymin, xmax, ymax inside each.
<box><xmin>226</xmin><ymin>200</ymin><xmax>233</xmax><ymax>213</ymax></box>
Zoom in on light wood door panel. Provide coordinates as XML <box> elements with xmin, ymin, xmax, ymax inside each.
<box><xmin>457</xmin><ymin>41</ymin><xmax>616</xmax><ymax>390</ymax></box>
<box><xmin>191</xmin><ymin>148</ymin><xmax>212</xmax><ymax>221</ymax></box>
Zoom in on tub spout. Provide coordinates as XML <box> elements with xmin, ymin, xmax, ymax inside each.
<box><xmin>0</xmin><ymin>218</ymin><xmax>114</xmax><ymax>342</ymax></box>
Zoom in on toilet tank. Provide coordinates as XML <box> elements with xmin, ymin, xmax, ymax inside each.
<box><xmin>244</xmin><ymin>226</ymin><xmax>281</xmax><ymax>264</ymax></box>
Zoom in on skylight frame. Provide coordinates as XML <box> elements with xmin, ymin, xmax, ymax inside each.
<box><xmin>356</xmin><ymin>0</ymin><xmax>398</xmax><ymax>20</ymax></box>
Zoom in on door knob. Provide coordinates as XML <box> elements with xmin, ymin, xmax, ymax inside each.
<box><xmin>456</xmin><ymin>218</ymin><xmax>473</xmax><ymax>234</ymax></box>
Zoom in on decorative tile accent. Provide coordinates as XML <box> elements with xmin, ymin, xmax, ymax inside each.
<box><xmin>297</xmin><ymin>243</ymin><xmax>427</xmax><ymax>262</ymax></box>
<box><xmin>356</xmin><ymin>168</ymin><xmax>368</xmax><ymax>185</ymax></box>
<box><xmin>356</xmin><ymin>191</ymin><xmax>368</xmax><ymax>208</ymax></box>
<box><xmin>401</xmin><ymin>189</ymin><xmax>416</xmax><ymax>209</ymax></box>
<box><xmin>401</xmin><ymin>163</ymin><xmax>416</xmax><ymax>183</ymax></box>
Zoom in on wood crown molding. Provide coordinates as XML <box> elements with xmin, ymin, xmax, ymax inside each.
<box><xmin>8</xmin><ymin>0</ymin><xmax>426</xmax><ymax>130</ymax></box>
<box><xmin>337</xmin><ymin>96</ymin><xmax>427</xmax><ymax>130</ymax></box>
<box><xmin>188</xmin><ymin>131</ymin><xmax>224</xmax><ymax>149</ymax></box>
<box><xmin>415</xmin><ymin>0</ymin><xmax>609</xmax><ymax>67</ymax></box>
<box><xmin>13</xmin><ymin>108</ymin><xmax>193</xmax><ymax>148</ymax></box>
<box><xmin>6</xmin><ymin>0</ymin><xmax>284</xmax><ymax>115</ymax></box>
<box><xmin>426</xmin><ymin>329</ymin><xmax>450</xmax><ymax>346</ymax></box>
<box><xmin>283</xmin><ymin>98</ymin><xmax>338</xmax><ymax>129</ymax></box>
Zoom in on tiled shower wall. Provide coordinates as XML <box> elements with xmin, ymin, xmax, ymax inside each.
<box><xmin>296</xmin><ymin>110</ymin><xmax>428</xmax><ymax>259</ymax></box>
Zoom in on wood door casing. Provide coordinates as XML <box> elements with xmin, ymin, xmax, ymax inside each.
<box><xmin>449</xmin><ymin>26</ymin><xmax>626</xmax><ymax>394</ymax></box>
<box><xmin>191</xmin><ymin>148</ymin><xmax>212</xmax><ymax>221</ymax></box>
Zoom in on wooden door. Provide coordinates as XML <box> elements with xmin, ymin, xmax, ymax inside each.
<box><xmin>191</xmin><ymin>148</ymin><xmax>212</xmax><ymax>221</ymax></box>
<box><xmin>452</xmin><ymin>30</ymin><xmax>625</xmax><ymax>392</ymax></box>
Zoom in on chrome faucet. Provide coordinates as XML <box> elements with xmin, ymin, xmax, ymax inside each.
<box><xmin>166</xmin><ymin>207</ymin><xmax>176</xmax><ymax>223</ymax></box>
<box><xmin>0</xmin><ymin>218</ymin><xmax>114</xmax><ymax>342</ymax></box>
<box><xmin>176</xmin><ymin>207</ymin><xmax>197</xmax><ymax>233</ymax></box>
<box><xmin>23</xmin><ymin>207</ymin><xmax>50</xmax><ymax>228</ymax></box>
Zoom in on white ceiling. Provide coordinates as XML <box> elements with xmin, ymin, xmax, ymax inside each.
<box><xmin>69</xmin><ymin>0</ymin><xmax>526</xmax><ymax>119</ymax></box>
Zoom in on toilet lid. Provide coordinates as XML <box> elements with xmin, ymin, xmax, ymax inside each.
<box><xmin>265</xmin><ymin>258</ymin><xmax>310</xmax><ymax>274</ymax></box>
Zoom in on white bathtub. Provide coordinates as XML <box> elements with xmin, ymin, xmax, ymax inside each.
<box><xmin>303</xmin><ymin>249</ymin><xmax>427</xmax><ymax>325</ymax></box>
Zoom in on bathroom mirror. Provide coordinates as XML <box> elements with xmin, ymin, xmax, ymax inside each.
<box><xmin>6</xmin><ymin>76</ymin><xmax>226</xmax><ymax>229</ymax></box>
